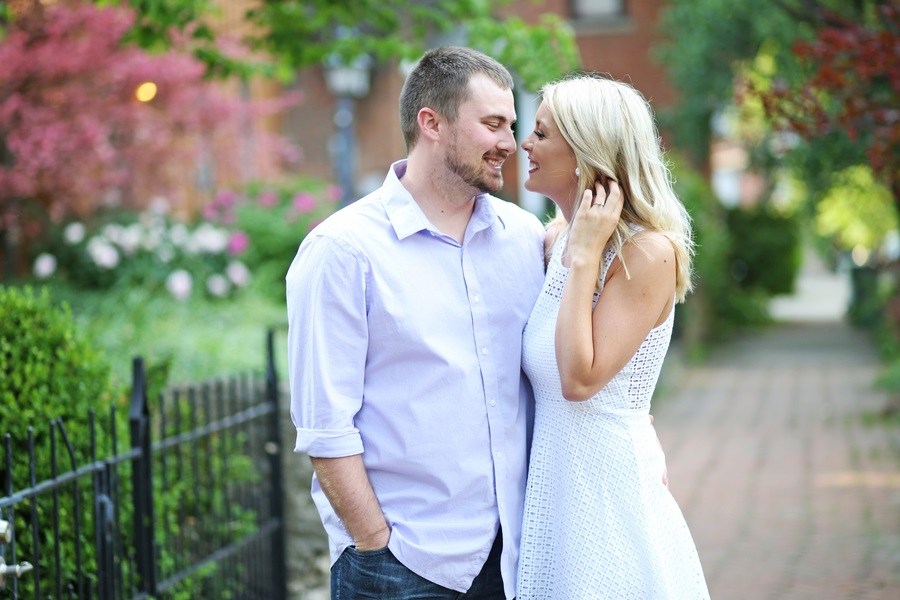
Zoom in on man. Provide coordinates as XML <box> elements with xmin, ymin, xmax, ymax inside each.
<box><xmin>286</xmin><ymin>46</ymin><xmax>545</xmax><ymax>599</ymax></box>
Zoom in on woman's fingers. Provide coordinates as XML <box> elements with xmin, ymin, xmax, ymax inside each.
<box><xmin>581</xmin><ymin>188</ymin><xmax>595</xmax><ymax>211</ymax></box>
<box><xmin>590</xmin><ymin>178</ymin><xmax>619</xmax><ymax>209</ymax></box>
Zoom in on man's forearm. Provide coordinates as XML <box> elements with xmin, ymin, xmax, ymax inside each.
<box><xmin>310</xmin><ymin>455</ymin><xmax>390</xmax><ymax>550</ymax></box>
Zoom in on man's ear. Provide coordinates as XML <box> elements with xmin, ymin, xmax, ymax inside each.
<box><xmin>417</xmin><ymin>107</ymin><xmax>442</xmax><ymax>142</ymax></box>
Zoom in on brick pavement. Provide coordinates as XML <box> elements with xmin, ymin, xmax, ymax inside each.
<box><xmin>658</xmin><ymin>322</ymin><xmax>900</xmax><ymax>600</ymax></box>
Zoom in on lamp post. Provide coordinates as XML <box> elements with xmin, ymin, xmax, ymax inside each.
<box><xmin>324</xmin><ymin>54</ymin><xmax>372</xmax><ymax>208</ymax></box>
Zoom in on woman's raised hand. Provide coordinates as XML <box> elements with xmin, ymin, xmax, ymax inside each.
<box><xmin>567</xmin><ymin>179</ymin><xmax>624</xmax><ymax>265</ymax></box>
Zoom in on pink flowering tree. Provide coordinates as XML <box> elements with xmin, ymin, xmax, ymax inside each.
<box><xmin>0</xmin><ymin>1</ymin><xmax>298</xmax><ymax>274</ymax></box>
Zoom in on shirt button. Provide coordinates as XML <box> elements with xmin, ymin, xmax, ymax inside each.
<box><xmin>489</xmin><ymin>399</ymin><xmax>496</xmax><ymax>407</ymax></box>
<box><xmin>473</xmin><ymin>294</ymin><xmax>480</xmax><ymax>303</ymax></box>
<box><xmin>481</xmin><ymin>347</ymin><xmax>488</xmax><ymax>355</ymax></box>
<box><xmin>497</xmin><ymin>452</ymin><xmax>504</xmax><ymax>459</ymax></box>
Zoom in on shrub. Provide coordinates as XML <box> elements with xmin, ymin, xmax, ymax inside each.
<box><xmin>0</xmin><ymin>286</ymin><xmax>115</xmax><ymax>452</ymax></box>
<box><xmin>726</xmin><ymin>205</ymin><xmax>802</xmax><ymax>296</ymax></box>
<box><xmin>225</xmin><ymin>179</ymin><xmax>339</xmax><ymax>300</ymax></box>
<box><xmin>672</xmin><ymin>159</ymin><xmax>770</xmax><ymax>352</ymax></box>
<box><xmin>0</xmin><ymin>285</ymin><xmax>118</xmax><ymax>596</ymax></box>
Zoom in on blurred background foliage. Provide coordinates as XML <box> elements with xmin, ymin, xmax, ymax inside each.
<box><xmin>94</xmin><ymin>0</ymin><xmax>581</xmax><ymax>88</ymax></box>
<box><xmin>670</xmin><ymin>157</ymin><xmax>773</xmax><ymax>358</ymax></box>
<box><xmin>657</xmin><ymin>0</ymin><xmax>898</xmax><ymax>408</ymax></box>
<box><xmin>725</xmin><ymin>206</ymin><xmax>802</xmax><ymax>297</ymax></box>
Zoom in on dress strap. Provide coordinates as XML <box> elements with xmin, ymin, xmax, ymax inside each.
<box><xmin>597</xmin><ymin>245</ymin><xmax>617</xmax><ymax>294</ymax></box>
<box><xmin>550</xmin><ymin>229</ymin><xmax>569</xmax><ymax>266</ymax></box>
<box><xmin>598</xmin><ymin>223</ymin><xmax>645</xmax><ymax>293</ymax></box>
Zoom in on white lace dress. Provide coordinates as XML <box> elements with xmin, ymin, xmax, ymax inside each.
<box><xmin>517</xmin><ymin>232</ymin><xmax>710</xmax><ymax>599</ymax></box>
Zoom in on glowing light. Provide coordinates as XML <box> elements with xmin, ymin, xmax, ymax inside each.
<box><xmin>135</xmin><ymin>82</ymin><xmax>158</xmax><ymax>103</ymax></box>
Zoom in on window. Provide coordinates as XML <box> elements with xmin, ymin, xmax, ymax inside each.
<box><xmin>571</xmin><ymin>0</ymin><xmax>626</xmax><ymax>19</ymax></box>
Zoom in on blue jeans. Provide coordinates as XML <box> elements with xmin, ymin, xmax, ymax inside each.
<box><xmin>331</xmin><ymin>531</ymin><xmax>506</xmax><ymax>599</ymax></box>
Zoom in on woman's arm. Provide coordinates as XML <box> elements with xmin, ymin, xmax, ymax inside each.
<box><xmin>555</xmin><ymin>183</ymin><xmax>675</xmax><ymax>401</ymax></box>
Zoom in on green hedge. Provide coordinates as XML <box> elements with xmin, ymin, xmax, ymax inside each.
<box><xmin>671</xmin><ymin>159</ymin><xmax>770</xmax><ymax>351</ymax></box>
<box><xmin>0</xmin><ymin>285</ymin><xmax>118</xmax><ymax>596</ymax></box>
<box><xmin>725</xmin><ymin>206</ymin><xmax>802</xmax><ymax>296</ymax></box>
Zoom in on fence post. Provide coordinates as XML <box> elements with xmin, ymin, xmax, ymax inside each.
<box><xmin>94</xmin><ymin>467</ymin><xmax>116</xmax><ymax>600</ymax></box>
<box><xmin>129</xmin><ymin>357</ymin><xmax>157</xmax><ymax>595</ymax></box>
<box><xmin>266</xmin><ymin>329</ymin><xmax>287</xmax><ymax>600</ymax></box>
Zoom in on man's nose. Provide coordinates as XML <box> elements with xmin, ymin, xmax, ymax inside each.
<box><xmin>499</xmin><ymin>127</ymin><xmax>517</xmax><ymax>153</ymax></box>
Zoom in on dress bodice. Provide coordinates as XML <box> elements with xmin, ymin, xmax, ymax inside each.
<box><xmin>522</xmin><ymin>229</ymin><xmax>674</xmax><ymax>417</ymax></box>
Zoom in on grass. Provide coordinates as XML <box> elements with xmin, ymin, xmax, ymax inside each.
<box><xmin>35</xmin><ymin>280</ymin><xmax>288</xmax><ymax>388</ymax></box>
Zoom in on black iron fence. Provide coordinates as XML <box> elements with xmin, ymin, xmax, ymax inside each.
<box><xmin>0</xmin><ymin>331</ymin><xmax>286</xmax><ymax>599</ymax></box>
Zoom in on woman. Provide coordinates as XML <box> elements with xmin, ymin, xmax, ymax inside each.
<box><xmin>517</xmin><ymin>74</ymin><xmax>710</xmax><ymax>599</ymax></box>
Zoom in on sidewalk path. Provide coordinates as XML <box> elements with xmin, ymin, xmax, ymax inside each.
<box><xmin>658</xmin><ymin>322</ymin><xmax>900</xmax><ymax>599</ymax></box>
<box><xmin>768</xmin><ymin>244</ymin><xmax>851</xmax><ymax>323</ymax></box>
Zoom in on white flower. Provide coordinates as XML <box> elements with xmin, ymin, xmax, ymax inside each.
<box><xmin>226</xmin><ymin>261</ymin><xmax>251</xmax><ymax>287</ymax></box>
<box><xmin>32</xmin><ymin>253</ymin><xmax>57</xmax><ymax>279</ymax></box>
<box><xmin>169</xmin><ymin>223</ymin><xmax>190</xmax><ymax>248</ymax></box>
<box><xmin>166</xmin><ymin>270</ymin><xmax>193</xmax><ymax>301</ymax></box>
<box><xmin>206</xmin><ymin>274</ymin><xmax>230</xmax><ymax>297</ymax></box>
<box><xmin>63</xmin><ymin>222</ymin><xmax>86</xmax><ymax>244</ymax></box>
<box><xmin>156</xmin><ymin>245</ymin><xmax>175</xmax><ymax>263</ymax></box>
<box><xmin>189</xmin><ymin>223</ymin><xmax>229</xmax><ymax>254</ymax></box>
<box><xmin>86</xmin><ymin>237</ymin><xmax>120</xmax><ymax>270</ymax></box>
<box><xmin>102</xmin><ymin>223</ymin><xmax>124</xmax><ymax>244</ymax></box>
<box><xmin>118</xmin><ymin>224</ymin><xmax>142</xmax><ymax>255</ymax></box>
<box><xmin>141</xmin><ymin>226</ymin><xmax>164</xmax><ymax>251</ymax></box>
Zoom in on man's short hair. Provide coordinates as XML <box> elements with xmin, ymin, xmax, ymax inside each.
<box><xmin>399</xmin><ymin>46</ymin><xmax>514</xmax><ymax>150</ymax></box>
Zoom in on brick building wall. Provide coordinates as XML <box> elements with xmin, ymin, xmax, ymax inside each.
<box><xmin>573</xmin><ymin>2</ymin><xmax>677</xmax><ymax>107</ymax></box>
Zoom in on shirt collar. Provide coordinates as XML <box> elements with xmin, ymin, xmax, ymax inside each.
<box><xmin>381</xmin><ymin>160</ymin><xmax>501</xmax><ymax>241</ymax></box>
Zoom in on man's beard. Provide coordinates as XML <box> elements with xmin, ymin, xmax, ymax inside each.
<box><xmin>445</xmin><ymin>132</ymin><xmax>504</xmax><ymax>195</ymax></box>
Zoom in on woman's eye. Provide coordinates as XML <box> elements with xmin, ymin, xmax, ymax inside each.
<box><xmin>534</xmin><ymin>130</ymin><xmax>545</xmax><ymax>139</ymax></box>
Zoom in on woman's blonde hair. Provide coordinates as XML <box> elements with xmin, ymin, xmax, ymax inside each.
<box><xmin>542</xmin><ymin>74</ymin><xmax>694</xmax><ymax>302</ymax></box>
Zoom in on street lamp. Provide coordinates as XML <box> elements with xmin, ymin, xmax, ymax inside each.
<box><xmin>324</xmin><ymin>54</ymin><xmax>373</xmax><ymax>208</ymax></box>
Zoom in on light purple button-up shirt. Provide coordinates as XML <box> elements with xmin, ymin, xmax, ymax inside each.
<box><xmin>286</xmin><ymin>161</ymin><xmax>544</xmax><ymax>597</ymax></box>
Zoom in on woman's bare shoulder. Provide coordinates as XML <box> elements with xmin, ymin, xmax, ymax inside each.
<box><xmin>543</xmin><ymin>220</ymin><xmax>567</xmax><ymax>265</ymax></box>
<box><xmin>625</xmin><ymin>229</ymin><xmax>675</xmax><ymax>261</ymax></box>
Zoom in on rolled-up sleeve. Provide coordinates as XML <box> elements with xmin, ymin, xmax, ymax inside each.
<box><xmin>286</xmin><ymin>234</ymin><xmax>368</xmax><ymax>457</ymax></box>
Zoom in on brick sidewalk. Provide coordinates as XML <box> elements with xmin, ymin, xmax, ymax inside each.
<box><xmin>658</xmin><ymin>322</ymin><xmax>900</xmax><ymax>600</ymax></box>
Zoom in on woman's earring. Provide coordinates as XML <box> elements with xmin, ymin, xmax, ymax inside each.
<box><xmin>574</xmin><ymin>167</ymin><xmax>581</xmax><ymax>178</ymax></box>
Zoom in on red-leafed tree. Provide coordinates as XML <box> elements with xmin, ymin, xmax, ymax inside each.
<box><xmin>754</xmin><ymin>1</ymin><xmax>899</xmax><ymax>211</ymax></box>
<box><xmin>0</xmin><ymin>1</ymin><xmax>298</xmax><ymax>270</ymax></box>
